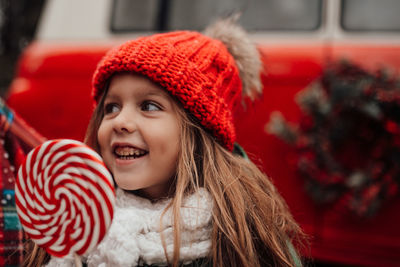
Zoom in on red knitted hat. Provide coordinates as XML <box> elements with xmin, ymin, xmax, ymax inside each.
<box><xmin>92</xmin><ymin>19</ymin><xmax>262</xmax><ymax>150</ymax></box>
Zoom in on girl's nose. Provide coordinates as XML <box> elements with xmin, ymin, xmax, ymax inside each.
<box><xmin>113</xmin><ymin>109</ymin><xmax>136</xmax><ymax>133</ymax></box>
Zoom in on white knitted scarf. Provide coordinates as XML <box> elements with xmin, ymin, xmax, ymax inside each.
<box><xmin>46</xmin><ymin>188</ymin><xmax>213</xmax><ymax>267</ymax></box>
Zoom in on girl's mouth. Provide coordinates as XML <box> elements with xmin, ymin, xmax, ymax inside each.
<box><xmin>113</xmin><ymin>146</ymin><xmax>148</xmax><ymax>160</ymax></box>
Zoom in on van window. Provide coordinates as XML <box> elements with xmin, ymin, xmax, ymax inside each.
<box><xmin>341</xmin><ymin>0</ymin><xmax>400</xmax><ymax>31</ymax></box>
<box><xmin>111</xmin><ymin>0</ymin><xmax>322</xmax><ymax>32</ymax></box>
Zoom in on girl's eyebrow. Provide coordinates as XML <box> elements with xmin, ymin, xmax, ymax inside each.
<box><xmin>137</xmin><ymin>88</ymin><xmax>170</xmax><ymax>98</ymax></box>
<box><xmin>105</xmin><ymin>84</ymin><xmax>169</xmax><ymax>99</ymax></box>
<box><xmin>104</xmin><ymin>94</ymin><xmax>118</xmax><ymax>101</ymax></box>
<box><xmin>146</xmin><ymin>91</ymin><xmax>167</xmax><ymax>97</ymax></box>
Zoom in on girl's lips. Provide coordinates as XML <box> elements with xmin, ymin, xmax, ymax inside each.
<box><xmin>113</xmin><ymin>151</ymin><xmax>149</xmax><ymax>166</ymax></box>
<box><xmin>111</xmin><ymin>142</ymin><xmax>149</xmax><ymax>166</ymax></box>
<box><xmin>114</xmin><ymin>156</ymin><xmax>145</xmax><ymax>166</ymax></box>
<box><xmin>111</xmin><ymin>142</ymin><xmax>146</xmax><ymax>151</ymax></box>
<box><xmin>114</xmin><ymin>146</ymin><xmax>147</xmax><ymax>157</ymax></box>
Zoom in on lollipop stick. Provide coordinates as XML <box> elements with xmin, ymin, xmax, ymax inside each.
<box><xmin>74</xmin><ymin>253</ymin><xmax>82</xmax><ymax>267</ymax></box>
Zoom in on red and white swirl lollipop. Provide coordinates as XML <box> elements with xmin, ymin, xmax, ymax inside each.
<box><xmin>15</xmin><ymin>139</ymin><xmax>115</xmax><ymax>258</ymax></box>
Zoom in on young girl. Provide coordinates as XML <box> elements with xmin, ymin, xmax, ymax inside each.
<box><xmin>24</xmin><ymin>18</ymin><xmax>304</xmax><ymax>267</ymax></box>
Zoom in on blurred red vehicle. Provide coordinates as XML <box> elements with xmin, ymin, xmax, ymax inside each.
<box><xmin>6</xmin><ymin>0</ymin><xmax>400</xmax><ymax>266</ymax></box>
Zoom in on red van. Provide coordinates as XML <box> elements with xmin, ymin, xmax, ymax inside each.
<box><xmin>6</xmin><ymin>0</ymin><xmax>400</xmax><ymax>266</ymax></box>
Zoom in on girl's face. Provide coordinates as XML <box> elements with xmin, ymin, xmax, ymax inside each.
<box><xmin>97</xmin><ymin>74</ymin><xmax>180</xmax><ymax>199</ymax></box>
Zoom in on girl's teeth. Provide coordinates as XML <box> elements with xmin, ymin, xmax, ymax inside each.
<box><xmin>115</xmin><ymin>146</ymin><xmax>146</xmax><ymax>157</ymax></box>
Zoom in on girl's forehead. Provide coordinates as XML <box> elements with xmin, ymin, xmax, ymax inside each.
<box><xmin>106</xmin><ymin>73</ymin><xmax>168</xmax><ymax>97</ymax></box>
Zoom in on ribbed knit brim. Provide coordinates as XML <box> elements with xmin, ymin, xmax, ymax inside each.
<box><xmin>92</xmin><ymin>31</ymin><xmax>242</xmax><ymax>150</ymax></box>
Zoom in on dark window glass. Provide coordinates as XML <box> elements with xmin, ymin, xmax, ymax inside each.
<box><xmin>112</xmin><ymin>0</ymin><xmax>160</xmax><ymax>31</ymax></box>
<box><xmin>342</xmin><ymin>0</ymin><xmax>400</xmax><ymax>31</ymax></box>
<box><xmin>111</xmin><ymin>0</ymin><xmax>322</xmax><ymax>32</ymax></box>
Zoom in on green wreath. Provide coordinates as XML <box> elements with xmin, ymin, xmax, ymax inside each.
<box><xmin>267</xmin><ymin>61</ymin><xmax>400</xmax><ymax>217</ymax></box>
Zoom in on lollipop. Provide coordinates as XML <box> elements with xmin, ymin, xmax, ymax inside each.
<box><xmin>15</xmin><ymin>139</ymin><xmax>115</xmax><ymax>258</ymax></box>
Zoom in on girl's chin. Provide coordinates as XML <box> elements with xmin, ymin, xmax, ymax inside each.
<box><xmin>121</xmin><ymin>186</ymin><xmax>172</xmax><ymax>201</ymax></box>
<box><xmin>115</xmin><ymin>181</ymin><xmax>142</xmax><ymax>192</ymax></box>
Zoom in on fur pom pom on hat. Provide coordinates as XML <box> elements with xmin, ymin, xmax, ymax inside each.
<box><xmin>92</xmin><ymin>18</ymin><xmax>262</xmax><ymax>150</ymax></box>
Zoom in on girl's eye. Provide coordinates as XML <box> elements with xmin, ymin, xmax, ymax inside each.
<box><xmin>141</xmin><ymin>101</ymin><xmax>161</xmax><ymax>111</ymax></box>
<box><xmin>104</xmin><ymin>103</ymin><xmax>120</xmax><ymax>114</ymax></box>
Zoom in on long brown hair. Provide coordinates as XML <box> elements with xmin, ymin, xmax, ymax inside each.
<box><xmin>23</xmin><ymin>78</ymin><xmax>305</xmax><ymax>266</ymax></box>
<box><xmin>171</xmin><ymin>107</ymin><xmax>304</xmax><ymax>266</ymax></box>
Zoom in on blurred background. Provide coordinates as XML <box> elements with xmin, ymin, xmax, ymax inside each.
<box><xmin>1</xmin><ymin>0</ymin><xmax>400</xmax><ymax>266</ymax></box>
<box><xmin>0</xmin><ymin>0</ymin><xmax>45</xmax><ymax>95</ymax></box>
